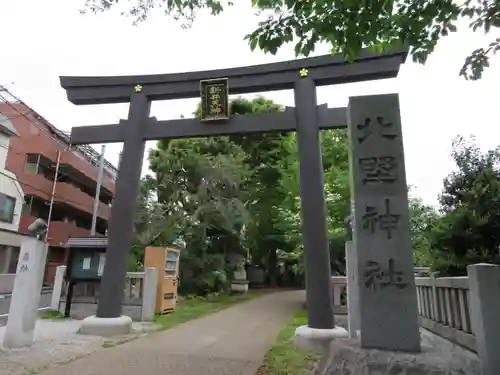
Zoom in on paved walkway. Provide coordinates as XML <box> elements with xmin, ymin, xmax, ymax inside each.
<box><xmin>40</xmin><ymin>290</ymin><xmax>303</xmax><ymax>375</ymax></box>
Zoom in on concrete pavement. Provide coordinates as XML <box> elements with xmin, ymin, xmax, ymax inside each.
<box><xmin>38</xmin><ymin>290</ymin><xmax>303</xmax><ymax>375</ymax></box>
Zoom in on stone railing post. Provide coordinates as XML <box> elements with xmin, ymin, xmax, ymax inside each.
<box><xmin>467</xmin><ymin>263</ymin><xmax>500</xmax><ymax>375</ymax></box>
<box><xmin>51</xmin><ymin>265</ymin><xmax>67</xmax><ymax>311</ymax></box>
<box><xmin>141</xmin><ymin>267</ymin><xmax>158</xmax><ymax>322</ymax></box>
<box><xmin>333</xmin><ymin>282</ymin><xmax>342</xmax><ymax>307</ymax></box>
<box><xmin>430</xmin><ymin>273</ymin><xmax>440</xmax><ymax>322</ymax></box>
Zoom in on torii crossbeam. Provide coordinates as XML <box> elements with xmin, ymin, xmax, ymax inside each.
<box><xmin>70</xmin><ymin>105</ymin><xmax>346</xmax><ymax>145</ymax></box>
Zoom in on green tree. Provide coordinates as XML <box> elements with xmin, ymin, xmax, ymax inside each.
<box><xmin>226</xmin><ymin>97</ymin><xmax>294</xmax><ymax>286</ymax></box>
<box><xmin>138</xmin><ymin>96</ymin><xmax>297</xmax><ymax>292</ymax></box>
<box><xmin>132</xmin><ymin>95</ymin><xmax>354</xmax><ymax>289</ymax></box>
<box><xmin>408</xmin><ymin>194</ymin><xmax>438</xmax><ymax>267</ymax></box>
<box><xmin>132</xmin><ymin>134</ymin><xmax>250</xmax><ymax>294</ymax></box>
<box><xmin>430</xmin><ymin>136</ymin><xmax>500</xmax><ymax>275</ymax></box>
<box><xmin>84</xmin><ymin>0</ymin><xmax>500</xmax><ymax>80</ymax></box>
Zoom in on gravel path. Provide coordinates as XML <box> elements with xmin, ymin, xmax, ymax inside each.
<box><xmin>0</xmin><ymin>319</ymin><xmax>157</xmax><ymax>375</ymax></box>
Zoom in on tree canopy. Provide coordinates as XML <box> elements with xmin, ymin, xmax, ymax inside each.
<box><xmin>405</xmin><ymin>136</ymin><xmax>500</xmax><ymax>276</ymax></box>
<box><xmin>84</xmin><ymin>0</ymin><xmax>499</xmax><ymax>79</ymax></box>
<box><xmin>428</xmin><ymin>136</ymin><xmax>500</xmax><ymax>275</ymax></box>
<box><xmin>129</xmin><ymin>96</ymin><xmax>352</xmax><ymax>294</ymax></box>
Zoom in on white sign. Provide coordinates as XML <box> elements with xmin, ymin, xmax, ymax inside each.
<box><xmin>82</xmin><ymin>257</ymin><xmax>91</xmax><ymax>270</ymax></box>
<box><xmin>97</xmin><ymin>254</ymin><xmax>106</xmax><ymax>276</ymax></box>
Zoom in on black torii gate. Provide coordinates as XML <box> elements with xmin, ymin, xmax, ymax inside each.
<box><xmin>60</xmin><ymin>48</ymin><xmax>407</xmax><ymax>330</ymax></box>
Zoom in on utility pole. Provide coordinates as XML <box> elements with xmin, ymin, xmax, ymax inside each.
<box><xmin>46</xmin><ymin>150</ymin><xmax>61</xmax><ymax>243</ymax></box>
<box><xmin>91</xmin><ymin>145</ymin><xmax>105</xmax><ymax>236</ymax></box>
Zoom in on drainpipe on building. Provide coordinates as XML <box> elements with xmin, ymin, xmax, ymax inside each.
<box><xmin>90</xmin><ymin>145</ymin><xmax>105</xmax><ymax>236</ymax></box>
<box><xmin>45</xmin><ymin>150</ymin><xmax>61</xmax><ymax>244</ymax></box>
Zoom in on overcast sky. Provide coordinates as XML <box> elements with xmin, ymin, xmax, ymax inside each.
<box><xmin>1</xmin><ymin>0</ymin><xmax>499</xmax><ymax>207</ymax></box>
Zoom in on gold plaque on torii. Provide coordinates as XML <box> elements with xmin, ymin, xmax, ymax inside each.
<box><xmin>200</xmin><ymin>78</ymin><xmax>230</xmax><ymax>122</ymax></box>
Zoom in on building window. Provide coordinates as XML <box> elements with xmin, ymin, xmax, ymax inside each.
<box><xmin>0</xmin><ymin>194</ymin><xmax>16</xmax><ymax>223</ymax></box>
<box><xmin>22</xmin><ymin>196</ymin><xmax>33</xmax><ymax>216</ymax></box>
<box><xmin>25</xmin><ymin>154</ymin><xmax>39</xmax><ymax>173</ymax></box>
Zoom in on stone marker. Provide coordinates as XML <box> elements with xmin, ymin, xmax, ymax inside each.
<box><xmin>51</xmin><ymin>265</ymin><xmax>66</xmax><ymax>311</ymax></box>
<box><xmin>3</xmin><ymin>236</ymin><xmax>48</xmax><ymax>349</ymax></box>
<box><xmin>345</xmin><ymin>241</ymin><xmax>360</xmax><ymax>338</ymax></box>
<box><xmin>347</xmin><ymin>93</ymin><xmax>420</xmax><ymax>352</ymax></box>
<box><xmin>141</xmin><ymin>267</ymin><xmax>158</xmax><ymax>322</ymax></box>
<box><xmin>467</xmin><ymin>263</ymin><xmax>500</xmax><ymax>375</ymax></box>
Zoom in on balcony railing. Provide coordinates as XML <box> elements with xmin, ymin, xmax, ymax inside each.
<box><xmin>46</xmin><ymin>220</ymin><xmax>94</xmax><ymax>246</ymax></box>
<box><xmin>20</xmin><ymin>171</ymin><xmax>110</xmax><ymax>219</ymax></box>
<box><xmin>55</xmin><ymin>182</ymin><xmax>111</xmax><ymax>220</ymax></box>
<box><xmin>19</xmin><ymin>215</ymin><xmax>95</xmax><ymax>246</ymax></box>
<box><xmin>20</xmin><ymin>173</ymin><xmax>52</xmax><ymax>200</ymax></box>
<box><xmin>60</xmin><ymin>150</ymin><xmax>115</xmax><ymax>194</ymax></box>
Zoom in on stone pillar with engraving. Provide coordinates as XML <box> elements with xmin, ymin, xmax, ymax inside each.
<box><xmin>3</xmin><ymin>236</ymin><xmax>48</xmax><ymax>349</ymax></box>
<box><xmin>347</xmin><ymin>94</ymin><xmax>420</xmax><ymax>352</ymax></box>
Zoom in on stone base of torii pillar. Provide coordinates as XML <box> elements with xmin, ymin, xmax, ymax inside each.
<box><xmin>79</xmin><ymin>315</ymin><xmax>132</xmax><ymax>336</ymax></box>
<box><xmin>295</xmin><ymin>325</ymin><xmax>349</xmax><ymax>353</ymax></box>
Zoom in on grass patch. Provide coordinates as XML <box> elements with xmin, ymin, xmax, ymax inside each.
<box><xmin>39</xmin><ymin>310</ymin><xmax>66</xmax><ymax>319</ymax></box>
<box><xmin>257</xmin><ymin>308</ymin><xmax>318</xmax><ymax>375</ymax></box>
<box><xmin>155</xmin><ymin>291</ymin><xmax>263</xmax><ymax>331</ymax></box>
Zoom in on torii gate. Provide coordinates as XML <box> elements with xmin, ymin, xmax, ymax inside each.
<box><xmin>60</xmin><ymin>48</ymin><xmax>407</xmax><ymax>333</ymax></box>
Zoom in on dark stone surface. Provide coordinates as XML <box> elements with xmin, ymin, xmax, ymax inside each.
<box><xmin>96</xmin><ymin>93</ymin><xmax>150</xmax><ymax>318</ymax></box>
<box><xmin>60</xmin><ymin>48</ymin><xmax>408</xmax><ymax>104</ymax></box>
<box><xmin>295</xmin><ymin>77</ymin><xmax>334</xmax><ymax>330</ymax></box>
<box><xmin>347</xmin><ymin>94</ymin><xmax>420</xmax><ymax>352</ymax></box>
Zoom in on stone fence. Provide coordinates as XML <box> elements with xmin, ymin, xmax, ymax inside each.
<box><xmin>335</xmin><ymin>261</ymin><xmax>500</xmax><ymax>375</ymax></box>
<box><xmin>60</xmin><ymin>272</ymin><xmax>146</xmax><ymax>306</ymax></box>
<box><xmin>51</xmin><ymin>266</ymin><xmax>158</xmax><ymax>322</ymax></box>
<box><xmin>415</xmin><ymin>276</ymin><xmax>476</xmax><ymax>352</ymax></box>
<box><xmin>0</xmin><ymin>273</ymin><xmax>15</xmax><ymax>294</ymax></box>
<box><xmin>331</xmin><ymin>276</ymin><xmax>348</xmax><ymax>314</ymax></box>
<box><xmin>331</xmin><ymin>275</ymin><xmax>477</xmax><ymax>352</ymax></box>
